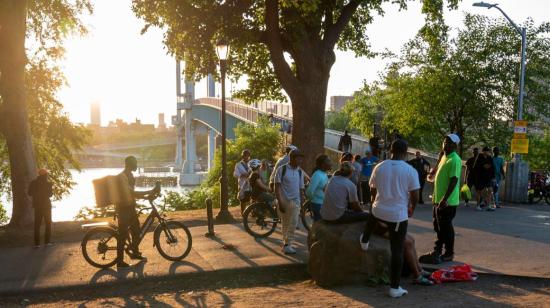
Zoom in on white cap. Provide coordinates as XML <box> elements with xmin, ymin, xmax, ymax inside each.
<box><xmin>447</xmin><ymin>133</ymin><xmax>460</xmax><ymax>145</ymax></box>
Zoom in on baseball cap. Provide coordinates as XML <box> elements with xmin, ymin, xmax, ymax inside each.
<box><xmin>289</xmin><ymin>149</ymin><xmax>305</xmax><ymax>158</ymax></box>
<box><xmin>447</xmin><ymin>133</ymin><xmax>460</xmax><ymax>145</ymax></box>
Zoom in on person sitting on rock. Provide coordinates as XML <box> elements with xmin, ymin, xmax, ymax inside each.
<box><xmin>320</xmin><ymin>162</ymin><xmax>368</xmax><ymax>223</ymax></box>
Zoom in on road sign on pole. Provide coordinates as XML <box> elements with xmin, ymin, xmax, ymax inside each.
<box><xmin>511</xmin><ymin>138</ymin><xmax>529</xmax><ymax>154</ymax></box>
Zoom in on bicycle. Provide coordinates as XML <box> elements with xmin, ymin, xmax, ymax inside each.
<box><xmin>528</xmin><ymin>171</ymin><xmax>550</xmax><ymax>205</ymax></box>
<box><xmin>80</xmin><ymin>185</ymin><xmax>192</xmax><ymax>269</ymax></box>
<box><xmin>243</xmin><ymin>199</ymin><xmax>314</xmax><ymax>238</ymax></box>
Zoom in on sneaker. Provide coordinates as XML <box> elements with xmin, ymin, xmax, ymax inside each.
<box><xmin>45</xmin><ymin>242</ymin><xmax>54</xmax><ymax>247</ymax></box>
<box><xmin>441</xmin><ymin>253</ymin><xmax>454</xmax><ymax>262</ymax></box>
<box><xmin>359</xmin><ymin>233</ymin><xmax>369</xmax><ymax>251</ymax></box>
<box><xmin>419</xmin><ymin>251</ymin><xmax>442</xmax><ymax>265</ymax></box>
<box><xmin>486</xmin><ymin>207</ymin><xmax>495</xmax><ymax>212</ymax></box>
<box><xmin>413</xmin><ymin>275</ymin><xmax>434</xmax><ymax>286</ymax></box>
<box><xmin>389</xmin><ymin>286</ymin><xmax>408</xmax><ymax>298</ymax></box>
<box><xmin>420</xmin><ymin>270</ymin><xmax>431</xmax><ymax>278</ymax></box>
<box><xmin>283</xmin><ymin>245</ymin><xmax>296</xmax><ymax>255</ymax></box>
<box><xmin>476</xmin><ymin>205</ymin><xmax>484</xmax><ymax>211</ymax></box>
<box><xmin>496</xmin><ymin>204</ymin><xmax>502</xmax><ymax>208</ymax></box>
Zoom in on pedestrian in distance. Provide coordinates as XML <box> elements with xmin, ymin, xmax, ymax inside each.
<box><xmin>492</xmin><ymin>147</ymin><xmax>505</xmax><ymax>208</ymax></box>
<box><xmin>473</xmin><ymin>147</ymin><xmax>495</xmax><ymax>211</ymax></box>
<box><xmin>338</xmin><ymin>130</ymin><xmax>353</xmax><ymax>153</ymax></box>
<box><xmin>305</xmin><ymin>154</ymin><xmax>332</xmax><ymax>221</ymax></box>
<box><xmin>273</xmin><ymin>149</ymin><xmax>306</xmax><ymax>255</ymax></box>
<box><xmin>28</xmin><ymin>168</ymin><xmax>54</xmax><ymax>248</ymax></box>
<box><xmin>360</xmin><ymin>139</ymin><xmax>420</xmax><ymax>298</ymax></box>
<box><xmin>234</xmin><ymin>149</ymin><xmax>252</xmax><ymax>214</ymax></box>
<box><xmin>352</xmin><ymin>154</ymin><xmax>363</xmax><ymax>203</ymax></box>
<box><xmin>359</xmin><ymin>150</ymin><xmax>379</xmax><ymax>206</ymax></box>
<box><xmin>408</xmin><ymin>151</ymin><xmax>431</xmax><ymax>204</ymax></box>
<box><xmin>463</xmin><ymin>148</ymin><xmax>479</xmax><ymax>206</ymax></box>
<box><xmin>420</xmin><ymin>134</ymin><xmax>462</xmax><ymax>265</ymax></box>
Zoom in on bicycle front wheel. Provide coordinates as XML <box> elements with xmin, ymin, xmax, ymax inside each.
<box><xmin>81</xmin><ymin>227</ymin><xmax>118</xmax><ymax>269</ymax></box>
<box><xmin>154</xmin><ymin>220</ymin><xmax>192</xmax><ymax>261</ymax></box>
<box><xmin>243</xmin><ymin>202</ymin><xmax>278</xmax><ymax>238</ymax></box>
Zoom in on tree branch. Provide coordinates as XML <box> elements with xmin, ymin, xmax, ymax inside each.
<box><xmin>323</xmin><ymin>0</ymin><xmax>363</xmax><ymax>48</ymax></box>
<box><xmin>265</xmin><ymin>0</ymin><xmax>299</xmax><ymax>98</ymax></box>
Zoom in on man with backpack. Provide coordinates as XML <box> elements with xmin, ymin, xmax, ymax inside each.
<box><xmin>234</xmin><ymin>149</ymin><xmax>252</xmax><ymax>214</ymax></box>
<box><xmin>273</xmin><ymin>149</ymin><xmax>305</xmax><ymax>254</ymax></box>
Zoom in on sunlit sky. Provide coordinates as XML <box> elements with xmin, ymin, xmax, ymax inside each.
<box><xmin>57</xmin><ymin>0</ymin><xmax>548</xmax><ymax>126</ymax></box>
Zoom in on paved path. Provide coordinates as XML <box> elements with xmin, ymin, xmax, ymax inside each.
<box><xmin>0</xmin><ymin>203</ymin><xmax>549</xmax><ymax>295</ymax></box>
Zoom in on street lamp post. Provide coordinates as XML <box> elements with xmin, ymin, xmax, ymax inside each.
<box><xmin>473</xmin><ymin>2</ymin><xmax>529</xmax><ymax>203</ymax></box>
<box><xmin>215</xmin><ymin>39</ymin><xmax>234</xmax><ymax>222</ymax></box>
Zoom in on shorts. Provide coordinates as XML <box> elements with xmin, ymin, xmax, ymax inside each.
<box><xmin>475</xmin><ymin>179</ymin><xmax>492</xmax><ymax>190</ymax></box>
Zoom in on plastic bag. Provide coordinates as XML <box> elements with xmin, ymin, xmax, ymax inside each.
<box><xmin>430</xmin><ymin>264</ymin><xmax>478</xmax><ymax>284</ymax></box>
<box><xmin>460</xmin><ymin>184</ymin><xmax>472</xmax><ymax>201</ymax></box>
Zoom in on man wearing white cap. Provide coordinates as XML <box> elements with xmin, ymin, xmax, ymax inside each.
<box><xmin>421</xmin><ymin>133</ymin><xmax>462</xmax><ymax>264</ymax></box>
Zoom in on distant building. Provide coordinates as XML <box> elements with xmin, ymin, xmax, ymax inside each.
<box><xmin>158</xmin><ymin>113</ymin><xmax>167</xmax><ymax>131</ymax></box>
<box><xmin>90</xmin><ymin>102</ymin><xmax>101</xmax><ymax>126</ymax></box>
<box><xmin>330</xmin><ymin>96</ymin><xmax>353</xmax><ymax>112</ymax></box>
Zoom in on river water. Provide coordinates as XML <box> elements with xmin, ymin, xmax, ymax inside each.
<box><xmin>2</xmin><ymin>168</ymin><xmax>195</xmax><ymax>222</ymax></box>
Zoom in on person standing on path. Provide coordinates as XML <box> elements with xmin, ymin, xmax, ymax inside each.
<box><xmin>473</xmin><ymin>147</ymin><xmax>495</xmax><ymax>211</ymax></box>
<box><xmin>492</xmin><ymin>147</ymin><xmax>505</xmax><ymax>208</ymax></box>
<box><xmin>269</xmin><ymin>145</ymin><xmax>297</xmax><ymax>189</ymax></box>
<box><xmin>352</xmin><ymin>155</ymin><xmax>363</xmax><ymax>203</ymax></box>
<box><xmin>234</xmin><ymin>149</ymin><xmax>252</xmax><ymax>214</ymax></box>
<box><xmin>274</xmin><ymin>149</ymin><xmax>305</xmax><ymax>255</ymax></box>
<box><xmin>359</xmin><ymin>150</ymin><xmax>379</xmax><ymax>206</ymax></box>
<box><xmin>338</xmin><ymin>130</ymin><xmax>352</xmax><ymax>153</ymax></box>
<box><xmin>463</xmin><ymin>148</ymin><xmax>479</xmax><ymax>206</ymax></box>
<box><xmin>28</xmin><ymin>169</ymin><xmax>53</xmax><ymax>248</ymax></box>
<box><xmin>421</xmin><ymin>134</ymin><xmax>462</xmax><ymax>264</ymax></box>
<box><xmin>306</xmin><ymin>154</ymin><xmax>332</xmax><ymax>221</ymax></box>
<box><xmin>408</xmin><ymin>151</ymin><xmax>431</xmax><ymax>204</ymax></box>
<box><xmin>360</xmin><ymin>139</ymin><xmax>420</xmax><ymax>298</ymax></box>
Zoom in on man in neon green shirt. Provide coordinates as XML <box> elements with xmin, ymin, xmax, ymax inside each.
<box><xmin>422</xmin><ymin>133</ymin><xmax>462</xmax><ymax>264</ymax></box>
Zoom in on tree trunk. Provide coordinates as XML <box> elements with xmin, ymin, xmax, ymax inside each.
<box><xmin>290</xmin><ymin>84</ymin><xmax>328</xmax><ymax>174</ymax></box>
<box><xmin>0</xmin><ymin>0</ymin><xmax>37</xmax><ymax>228</ymax></box>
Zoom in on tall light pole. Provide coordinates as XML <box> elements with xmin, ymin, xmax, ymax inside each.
<box><xmin>474</xmin><ymin>2</ymin><xmax>529</xmax><ymax>203</ymax></box>
<box><xmin>215</xmin><ymin>39</ymin><xmax>234</xmax><ymax>222</ymax></box>
<box><xmin>473</xmin><ymin>2</ymin><xmax>527</xmax><ymax>159</ymax></box>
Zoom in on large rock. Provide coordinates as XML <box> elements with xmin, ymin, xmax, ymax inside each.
<box><xmin>307</xmin><ymin>220</ymin><xmax>391</xmax><ymax>287</ymax></box>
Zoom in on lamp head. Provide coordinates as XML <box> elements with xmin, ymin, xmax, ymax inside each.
<box><xmin>472</xmin><ymin>2</ymin><xmax>497</xmax><ymax>8</ymax></box>
<box><xmin>216</xmin><ymin>39</ymin><xmax>230</xmax><ymax>61</ymax></box>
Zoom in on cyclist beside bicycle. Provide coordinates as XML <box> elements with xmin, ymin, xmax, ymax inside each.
<box><xmin>116</xmin><ymin>156</ymin><xmax>160</xmax><ymax>268</ymax></box>
<box><xmin>248</xmin><ymin>159</ymin><xmax>276</xmax><ymax>206</ymax></box>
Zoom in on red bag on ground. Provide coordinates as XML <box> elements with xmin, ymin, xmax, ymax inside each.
<box><xmin>430</xmin><ymin>264</ymin><xmax>478</xmax><ymax>283</ymax></box>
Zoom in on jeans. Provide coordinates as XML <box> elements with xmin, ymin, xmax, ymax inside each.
<box><xmin>362</xmin><ymin>214</ymin><xmax>408</xmax><ymax>289</ymax></box>
<box><xmin>433</xmin><ymin>205</ymin><xmax>457</xmax><ymax>255</ymax></box>
<box><xmin>311</xmin><ymin>202</ymin><xmax>322</xmax><ymax>222</ymax></box>
<box><xmin>116</xmin><ymin>205</ymin><xmax>141</xmax><ymax>261</ymax></box>
<box><xmin>360</xmin><ymin>179</ymin><xmax>371</xmax><ymax>205</ymax></box>
<box><xmin>277</xmin><ymin>199</ymin><xmax>300</xmax><ymax>246</ymax></box>
<box><xmin>493</xmin><ymin>180</ymin><xmax>500</xmax><ymax>205</ymax></box>
<box><xmin>34</xmin><ymin>206</ymin><xmax>52</xmax><ymax>245</ymax></box>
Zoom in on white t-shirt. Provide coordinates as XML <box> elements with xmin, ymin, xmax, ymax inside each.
<box><xmin>369</xmin><ymin>160</ymin><xmax>420</xmax><ymax>223</ymax></box>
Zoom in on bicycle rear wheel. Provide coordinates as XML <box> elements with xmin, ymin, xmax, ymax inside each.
<box><xmin>154</xmin><ymin>220</ymin><xmax>192</xmax><ymax>261</ymax></box>
<box><xmin>243</xmin><ymin>202</ymin><xmax>278</xmax><ymax>238</ymax></box>
<box><xmin>300</xmin><ymin>201</ymin><xmax>314</xmax><ymax>231</ymax></box>
<box><xmin>81</xmin><ymin>227</ymin><xmax>118</xmax><ymax>269</ymax></box>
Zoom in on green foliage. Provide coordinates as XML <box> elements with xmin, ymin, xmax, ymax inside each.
<box><xmin>347</xmin><ymin>14</ymin><xmax>550</xmax><ymax>155</ymax></box>
<box><xmin>525</xmin><ymin>129</ymin><xmax>550</xmax><ymax>171</ymax></box>
<box><xmin>0</xmin><ymin>202</ymin><xmax>7</xmax><ymax>225</ymax></box>
<box><xmin>132</xmin><ymin>0</ymin><xmax>459</xmax><ymax>103</ymax></box>
<box><xmin>186</xmin><ymin>119</ymin><xmax>283</xmax><ymax>208</ymax></box>
<box><xmin>325</xmin><ymin>111</ymin><xmax>358</xmax><ymax>133</ymax></box>
<box><xmin>163</xmin><ymin>191</ymin><xmax>205</xmax><ymax>211</ymax></box>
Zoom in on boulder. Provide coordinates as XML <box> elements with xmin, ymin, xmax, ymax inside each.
<box><xmin>307</xmin><ymin>220</ymin><xmax>391</xmax><ymax>287</ymax></box>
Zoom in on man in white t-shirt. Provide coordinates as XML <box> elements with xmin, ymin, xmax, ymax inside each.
<box><xmin>360</xmin><ymin>139</ymin><xmax>420</xmax><ymax>298</ymax></box>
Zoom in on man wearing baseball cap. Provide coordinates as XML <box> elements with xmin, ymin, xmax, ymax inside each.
<box><xmin>421</xmin><ymin>133</ymin><xmax>462</xmax><ymax>264</ymax></box>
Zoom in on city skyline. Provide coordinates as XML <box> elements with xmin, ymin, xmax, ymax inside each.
<box><xmin>57</xmin><ymin>0</ymin><xmax>548</xmax><ymax>125</ymax></box>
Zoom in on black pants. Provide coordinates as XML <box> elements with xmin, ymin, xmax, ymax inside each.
<box><xmin>116</xmin><ymin>205</ymin><xmax>141</xmax><ymax>261</ymax></box>
<box><xmin>326</xmin><ymin>210</ymin><xmax>370</xmax><ymax>224</ymax></box>
<box><xmin>362</xmin><ymin>215</ymin><xmax>408</xmax><ymax>289</ymax></box>
<box><xmin>34</xmin><ymin>206</ymin><xmax>52</xmax><ymax>245</ymax></box>
<box><xmin>360</xmin><ymin>180</ymin><xmax>370</xmax><ymax>205</ymax></box>
<box><xmin>419</xmin><ymin>178</ymin><xmax>426</xmax><ymax>203</ymax></box>
<box><xmin>433</xmin><ymin>206</ymin><xmax>457</xmax><ymax>255</ymax></box>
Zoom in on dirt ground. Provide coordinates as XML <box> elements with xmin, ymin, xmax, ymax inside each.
<box><xmin>1</xmin><ymin>266</ymin><xmax>549</xmax><ymax>307</ymax></box>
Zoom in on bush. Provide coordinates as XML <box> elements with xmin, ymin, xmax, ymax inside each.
<box><xmin>186</xmin><ymin>118</ymin><xmax>283</xmax><ymax>208</ymax></box>
<box><xmin>0</xmin><ymin>201</ymin><xmax>8</xmax><ymax>225</ymax></box>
